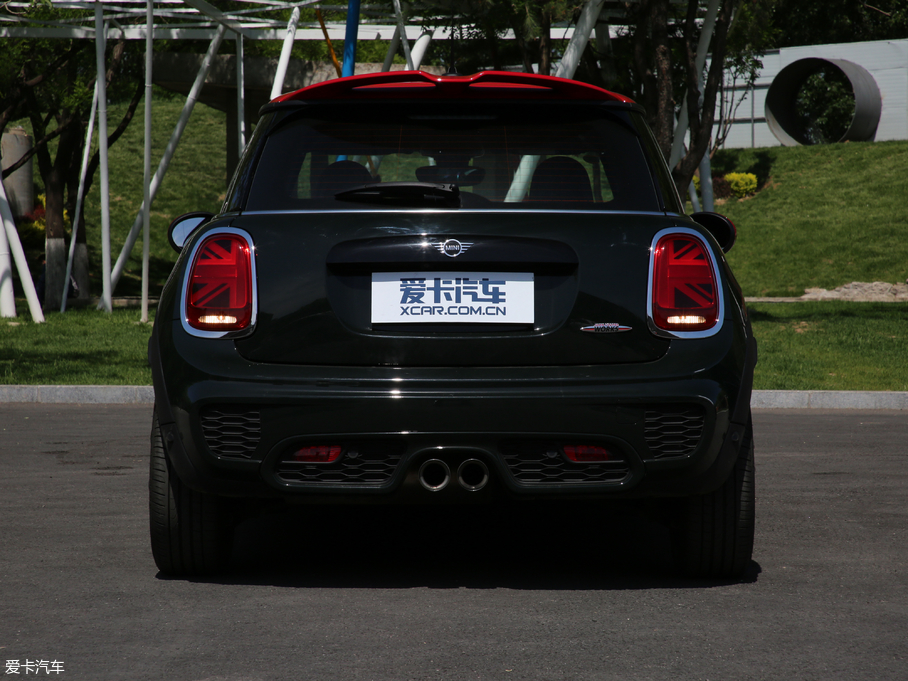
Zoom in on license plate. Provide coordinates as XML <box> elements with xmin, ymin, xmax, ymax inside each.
<box><xmin>372</xmin><ymin>271</ymin><xmax>534</xmax><ymax>324</ymax></box>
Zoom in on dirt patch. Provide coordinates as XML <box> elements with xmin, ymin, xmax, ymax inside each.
<box><xmin>747</xmin><ymin>281</ymin><xmax>908</xmax><ymax>303</ymax></box>
<box><xmin>800</xmin><ymin>281</ymin><xmax>908</xmax><ymax>302</ymax></box>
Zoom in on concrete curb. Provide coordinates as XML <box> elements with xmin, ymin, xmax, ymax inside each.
<box><xmin>1</xmin><ymin>386</ymin><xmax>907</xmax><ymax>409</ymax></box>
<box><xmin>0</xmin><ymin>385</ymin><xmax>155</xmax><ymax>404</ymax></box>
<box><xmin>751</xmin><ymin>390</ymin><xmax>908</xmax><ymax>410</ymax></box>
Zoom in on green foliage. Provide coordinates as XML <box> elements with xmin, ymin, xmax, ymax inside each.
<box><xmin>414</xmin><ymin>1</ymin><xmax>578</xmax><ymax>74</ymax></box>
<box><xmin>770</xmin><ymin>0</ymin><xmax>908</xmax><ymax>47</ymax></box>
<box><xmin>724</xmin><ymin>172</ymin><xmax>758</xmax><ymax>198</ymax></box>
<box><xmin>715</xmin><ymin>141</ymin><xmax>908</xmax><ymax>297</ymax></box>
<box><xmin>794</xmin><ymin>68</ymin><xmax>855</xmax><ymax>145</ymax></box>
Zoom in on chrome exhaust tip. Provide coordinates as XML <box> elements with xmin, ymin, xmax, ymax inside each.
<box><xmin>418</xmin><ymin>459</ymin><xmax>451</xmax><ymax>492</ymax></box>
<box><xmin>457</xmin><ymin>458</ymin><xmax>489</xmax><ymax>492</ymax></box>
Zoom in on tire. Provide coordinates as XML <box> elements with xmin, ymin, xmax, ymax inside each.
<box><xmin>671</xmin><ymin>416</ymin><xmax>755</xmax><ymax>579</ymax></box>
<box><xmin>148</xmin><ymin>410</ymin><xmax>233</xmax><ymax>576</ymax></box>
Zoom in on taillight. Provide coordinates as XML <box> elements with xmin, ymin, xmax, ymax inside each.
<box><xmin>651</xmin><ymin>233</ymin><xmax>719</xmax><ymax>333</ymax></box>
<box><xmin>290</xmin><ymin>445</ymin><xmax>342</xmax><ymax>463</ymax></box>
<box><xmin>185</xmin><ymin>233</ymin><xmax>253</xmax><ymax>332</ymax></box>
<box><xmin>563</xmin><ymin>444</ymin><xmax>612</xmax><ymax>462</ymax></box>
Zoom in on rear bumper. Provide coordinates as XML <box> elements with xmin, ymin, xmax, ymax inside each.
<box><xmin>150</xmin><ymin>316</ymin><xmax>756</xmax><ymax>504</ymax></box>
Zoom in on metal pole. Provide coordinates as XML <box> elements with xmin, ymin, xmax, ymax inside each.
<box><xmin>236</xmin><ymin>33</ymin><xmax>245</xmax><ymax>155</ymax></box>
<box><xmin>141</xmin><ymin>0</ymin><xmax>153</xmax><ymax>323</ymax></box>
<box><xmin>688</xmin><ymin>182</ymin><xmax>702</xmax><ymax>212</ymax></box>
<box><xmin>0</xmin><ymin>178</ymin><xmax>43</xmax><ymax>322</ymax></box>
<box><xmin>109</xmin><ymin>25</ymin><xmax>227</xmax><ymax>294</ymax></box>
<box><xmin>271</xmin><ymin>5</ymin><xmax>301</xmax><ymax>99</ymax></box>
<box><xmin>504</xmin><ymin>155</ymin><xmax>541</xmax><ymax>203</ymax></box>
<box><xmin>341</xmin><ymin>0</ymin><xmax>361</xmax><ymax>77</ymax></box>
<box><xmin>391</xmin><ymin>0</ymin><xmax>414</xmax><ymax>70</ymax></box>
<box><xmin>61</xmin><ymin>79</ymin><xmax>99</xmax><ymax>313</ymax></box>
<box><xmin>554</xmin><ymin>0</ymin><xmax>605</xmax><ymax>79</ymax></box>
<box><xmin>410</xmin><ymin>31</ymin><xmax>432</xmax><ymax>70</ymax></box>
<box><xmin>95</xmin><ymin>1</ymin><xmax>112</xmax><ymax>313</ymax></box>
<box><xmin>381</xmin><ymin>25</ymin><xmax>400</xmax><ymax>72</ymax></box>
<box><xmin>751</xmin><ymin>84</ymin><xmax>755</xmax><ymax>148</ymax></box>
<box><xmin>0</xmin><ymin>189</ymin><xmax>15</xmax><ymax>317</ymax></box>
<box><xmin>699</xmin><ymin>150</ymin><xmax>715</xmax><ymax>212</ymax></box>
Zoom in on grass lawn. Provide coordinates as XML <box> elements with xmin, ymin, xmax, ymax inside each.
<box><xmin>748</xmin><ymin>302</ymin><xmax>908</xmax><ymax>391</ymax></box>
<box><xmin>1</xmin><ymin>307</ymin><xmax>154</xmax><ymax>385</ymax></box>
<box><xmin>2</xmin><ymin>301</ymin><xmax>906</xmax><ymax>390</ymax></box>
<box><xmin>712</xmin><ymin>142</ymin><xmax>908</xmax><ymax>297</ymax></box>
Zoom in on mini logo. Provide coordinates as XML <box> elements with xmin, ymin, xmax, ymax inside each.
<box><xmin>580</xmin><ymin>323</ymin><xmax>633</xmax><ymax>334</ymax></box>
<box><xmin>434</xmin><ymin>239</ymin><xmax>473</xmax><ymax>258</ymax></box>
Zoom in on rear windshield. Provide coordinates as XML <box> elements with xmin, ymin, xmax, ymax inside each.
<box><xmin>245</xmin><ymin>104</ymin><xmax>663</xmax><ymax>212</ymax></box>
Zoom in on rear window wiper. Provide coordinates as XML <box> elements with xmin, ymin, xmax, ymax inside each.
<box><xmin>334</xmin><ymin>182</ymin><xmax>460</xmax><ymax>208</ymax></box>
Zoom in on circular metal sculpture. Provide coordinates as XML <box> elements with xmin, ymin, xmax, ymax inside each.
<box><xmin>765</xmin><ymin>58</ymin><xmax>882</xmax><ymax>146</ymax></box>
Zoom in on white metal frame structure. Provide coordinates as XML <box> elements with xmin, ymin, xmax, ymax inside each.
<box><xmin>0</xmin><ymin>0</ymin><xmax>716</xmax><ymax>321</ymax></box>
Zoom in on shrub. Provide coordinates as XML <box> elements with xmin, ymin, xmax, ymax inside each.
<box><xmin>725</xmin><ymin>172</ymin><xmax>758</xmax><ymax>199</ymax></box>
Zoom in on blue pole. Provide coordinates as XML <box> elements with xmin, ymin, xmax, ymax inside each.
<box><xmin>342</xmin><ymin>0</ymin><xmax>361</xmax><ymax>77</ymax></box>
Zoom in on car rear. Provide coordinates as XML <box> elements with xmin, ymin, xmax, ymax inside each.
<box><xmin>149</xmin><ymin>71</ymin><xmax>756</xmax><ymax>578</ymax></box>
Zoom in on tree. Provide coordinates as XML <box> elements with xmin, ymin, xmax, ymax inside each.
<box><xmin>0</xmin><ymin>8</ymin><xmax>143</xmax><ymax>310</ymax></box>
<box><xmin>622</xmin><ymin>0</ymin><xmax>744</xmax><ymax>196</ymax></box>
<box><xmin>413</xmin><ymin>1</ymin><xmax>583</xmax><ymax>75</ymax></box>
<box><xmin>711</xmin><ymin>1</ymin><xmax>778</xmax><ymax>154</ymax></box>
<box><xmin>770</xmin><ymin>0</ymin><xmax>908</xmax><ymax>47</ymax></box>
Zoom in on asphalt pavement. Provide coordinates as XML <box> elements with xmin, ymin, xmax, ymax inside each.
<box><xmin>0</xmin><ymin>405</ymin><xmax>906</xmax><ymax>680</ymax></box>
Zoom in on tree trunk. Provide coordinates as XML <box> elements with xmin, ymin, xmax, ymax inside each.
<box><xmin>511</xmin><ymin>18</ymin><xmax>536</xmax><ymax>73</ymax></box>
<box><xmin>631</xmin><ymin>0</ymin><xmax>672</xmax><ymax>152</ymax></box>
<box><xmin>596</xmin><ymin>20</ymin><xmax>618</xmax><ymax>89</ymax></box>
<box><xmin>650</xmin><ymin>0</ymin><xmax>675</xmax><ymax>161</ymax></box>
<box><xmin>42</xmin><ymin>112</ymin><xmax>80</xmax><ymax>311</ymax></box>
<box><xmin>539</xmin><ymin>15</ymin><xmax>551</xmax><ymax>76</ymax></box>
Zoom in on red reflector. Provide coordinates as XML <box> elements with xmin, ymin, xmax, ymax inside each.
<box><xmin>563</xmin><ymin>445</ymin><xmax>612</xmax><ymax>462</ymax></box>
<box><xmin>186</xmin><ymin>233</ymin><xmax>253</xmax><ymax>332</ymax></box>
<box><xmin>651</xmin><ymin>234</ymin><xmax>719</xmax><ymax>332</ymax></box>
<box><xmin>291</xmin><ymin>445</ymin><xmax>342</xmax><ymax>463</ymax></box>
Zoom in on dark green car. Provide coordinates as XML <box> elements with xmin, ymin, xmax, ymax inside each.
<box><xmin>149</xmin><ymin>70</ymin><xmax>757</xmax><ymax>579</ymax></box>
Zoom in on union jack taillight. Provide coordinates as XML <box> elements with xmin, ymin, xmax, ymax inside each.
<box><xmin>185</xmin><ymin>232</ymin><xmax>254</xmax><ymax>333</ymax></box>
<box><xmin>650</xmin><ymin>232</ymin><xmax>720</xmax><ymax>333</ymax></box>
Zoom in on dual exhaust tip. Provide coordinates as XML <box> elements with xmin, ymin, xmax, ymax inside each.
<box><xmin>418</xmin><ymin>458</ymin><xmax>489</xmax><ymax>492</ymax></box>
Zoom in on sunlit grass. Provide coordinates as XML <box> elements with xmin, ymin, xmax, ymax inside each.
<box><xmin>749</xmin><ymin>302</ymin><xmax>908</xmax><ymax>390</ymax></box>
<box><xmin>714</xmin><ymin>141</ymin><xmax>908</xmax><ymax>297</ymax></box>
<box><xmin>0</xmin><ymin>307</ymin><xmax>154</xmax><ymax>385</ymax></box>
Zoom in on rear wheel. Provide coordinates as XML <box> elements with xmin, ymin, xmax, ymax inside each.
<box><xmin>149</xmin><ymin>410</ymin><xmax>233</xmax><ymax>576</ymax></box>
<box><xmin>671</xmin><ymin>417</ymin><xmax>755</xmax><ymax>579</ymax></box>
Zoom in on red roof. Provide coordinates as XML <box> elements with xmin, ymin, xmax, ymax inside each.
<box><xmin>274</xmin><ymin>70</ymin><xmax>635</xmax><ymax>104</ymax></box>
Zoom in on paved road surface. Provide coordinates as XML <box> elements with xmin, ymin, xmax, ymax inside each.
<box><xmin>1</xmin><ymin>405</ymin><xmax>905</xmax><ymax>680</ymax></box>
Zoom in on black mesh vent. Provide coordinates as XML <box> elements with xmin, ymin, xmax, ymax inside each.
<box><xmin>644</xmin><ymin>407</ymin><xmax>705</xmax><ymax>459</ymax></box>
<box><xmin>499</xmin><ymin>440</ymin><xmax>631</xmax><ymax>485</ymax></box>
<box><xmin>200</xmin><ymin>407</ymin><xmax>262</xmax><ymax>459</ymax></box>
<box><xmin>276</xmin><ymin>440</ymin><xmax>405</xmax><ymax>485</ymax></box>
